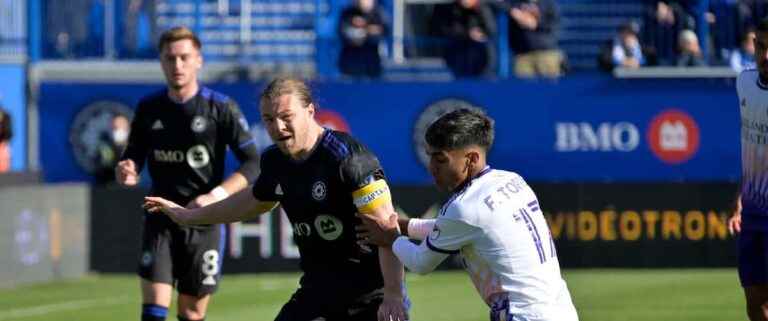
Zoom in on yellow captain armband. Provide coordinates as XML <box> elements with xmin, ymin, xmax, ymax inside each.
<box><xmin>352</xmin><ymin>179</ymin><xmax>392</xmax><ymax>214</ymax></box>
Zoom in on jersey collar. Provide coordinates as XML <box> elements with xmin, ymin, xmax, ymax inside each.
<box><xmin>450</xmin><ymin>165</ymin><xmax>492</xmax><ymax>196</ymax></box>
<box><xmin>757</xmin><ymin>76</ymin><xmax>768</xmax><ymax>91</ymax></box>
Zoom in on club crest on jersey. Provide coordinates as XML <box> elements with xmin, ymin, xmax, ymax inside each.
<box><xmin>191</xmin><ymin>116</ymin><xmax>207</xmax><ymax>133</ymax></box>
<box><xmin>312</xmin><ymin>181</ymin><xmax>327</xmax><ymax>201</ymax></box>
<box><xmin>430</xmin><ymin>226</ymin><xmax>441</xmax><ymax>240</ymax></box>
<box><xmin>187</xmin><ymin>145</ymin><xmax>210</xmax><ymax>169</ymax></box>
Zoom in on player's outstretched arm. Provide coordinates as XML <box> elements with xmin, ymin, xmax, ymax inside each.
<box><xmin>144</xmin><ymin>187</ymin><xmax>277</xmax><ymax>225</ymax></box>
<box><xmin>358</xmin><ymin>214</ymin><xmax>448</xmax><ymax>275</ymax></box>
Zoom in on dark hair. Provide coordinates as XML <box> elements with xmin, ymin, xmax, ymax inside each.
<box><xmin>0</xmin><ymin>108</ymin><xmax>11</xmax><ymax>142</ymax></box>
<box><xmin>259</xmin><ymin>77</ymin><xmax>315</xmax><ymax>109</ymax></box>
<box><xmin>425</xmin><ymin>108</ymin><xmax>494</xmax><ymax>152</ymax></box>
<box><xmin>158</xmin><ymin>26</ymin><xmax>202</xmax><ymax>52</ymax></box>
<box><xmin>757</xmin><ymin>18</ymin><xmax>768</xmax><ymax>34</ymax></box>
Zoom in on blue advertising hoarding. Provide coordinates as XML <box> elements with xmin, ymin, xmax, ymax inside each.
<box><xmin>0</xmin><ymin>64</ymin><xmax>26</xmax><ymax>171</ymax></box>
<box><xmin>37</xmin><ymin>75</ymin><xmax>740</xmax><ymax>183</ymax></box>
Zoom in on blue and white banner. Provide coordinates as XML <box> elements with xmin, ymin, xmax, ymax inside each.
<box><xmin>38</xmin><ymin>75</ymin><xmax>740</xmax><ymax>183</ymax></box>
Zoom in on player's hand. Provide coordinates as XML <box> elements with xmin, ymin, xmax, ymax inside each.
<box><xmin>729</xmin><ymin>197</ymin><xmax>743</xmax><ymax>235</ymax></box>
<box><xmin>187</xmin><ymin>193</ymin><xmax>218</xmax><ymax>209</ymax></box>
<box><xmin>378</xmin><ymin>294</ymin><xmax>409</xmax><ymax>321</ymax></box>
<box><xmin>356</xmin><ymin>212</ymin><xmax>401</xmax><ymax>247</ymax></box>
<box><xmin>143</xmin><ymin>196</ymin><xmax>192</xmax><ymax>225</ymax></box>
<box><xmin>115</xmin><ymin>159</ymin><xmax>139</xmax><ymax>186</ymax></box>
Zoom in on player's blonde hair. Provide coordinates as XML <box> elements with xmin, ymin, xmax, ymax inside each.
<box><xmin>259</xmin><ymin>77</ymin><xmax>315</xmax><ymax>109</ymax></box>
<box><xmin>157</xmin><ymin>26</ymin><xmax>202</xmax><ymax>52</ymax></box>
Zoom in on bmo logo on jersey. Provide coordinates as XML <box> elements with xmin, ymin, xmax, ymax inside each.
<box><xmin>153</xmin><ymin>145</ymin><xmax>210</xmax><ymax>168</ymax></box>
<box><xmin>647</xmin><ymin>109</ymin><xmax>700</xmax><ymax>164</ymax></box>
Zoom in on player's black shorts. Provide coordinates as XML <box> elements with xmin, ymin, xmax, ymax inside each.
<box><xmin>137</xmin><ymin>213</ymin><xmax>224</xmax><ymax>296</ymax></box>
<box><xmin>273</xmin><ymin>281</ymin><xmax>383</xmax><ymax>321</ymax></box>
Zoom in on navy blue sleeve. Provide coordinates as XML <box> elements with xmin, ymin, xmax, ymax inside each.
<box><xmin>220</xmin><ymin>100</ymin><xmax>260</xmax><ymax>180</ymax></box>
<box><xmin>251</xmin><ymin>148</ymin><xmax>281</xmax><ymax>201</ymax></box>
<box><xmin>120</xmin><ymin>100</ymin><xmax>149</xmax><ymax>172</ymax></box>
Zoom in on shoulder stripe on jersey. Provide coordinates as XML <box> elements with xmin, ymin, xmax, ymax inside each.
<box><xmin>200</xmin><ymin>86</ymin><xmax>230</xmax><ymax>103</ymax></box>
<box><xmin>426</xmin><ymin>237</ymin><xmax>460</xmax><ymax>255</ymax></box>
<box><xmin>322</xmin><ymin>131</ymin><xmax>350</xmax><ymax>160</ymax></box>
<box><xmin>239</xmin><ymin>139</ymin><xmax>257</xmax><ymax>149</ymax></box>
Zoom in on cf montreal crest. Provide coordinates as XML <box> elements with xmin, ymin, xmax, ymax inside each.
<box><xmin>312</xmin><ymin>181</ymin><xmax>327</xmax><ymax>201</ymax></box>
<box><xmin>69</xmin><ymin>101</ymin><xmax>134</xmax><ymax>174</ymax></box>
<box><xmin>412</xmin><ymin>98</ymin><xmax>482</xmax><ymax>169</ymax></box>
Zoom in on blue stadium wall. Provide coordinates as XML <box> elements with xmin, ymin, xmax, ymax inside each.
<box><xmin>35</xmin><ymin>74</ymin><xmax>741</xmax><ymax>270</ymax></box>
<box><xmin>39</xmin><ymin>74</ymin><xmax>740</xmax><ymax>184</ymax></box>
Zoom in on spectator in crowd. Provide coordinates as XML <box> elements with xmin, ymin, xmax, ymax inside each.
<box><xmin>730</xmin><ymin>28</ymin><xmax>756</xmax><ymax>72</ymax></box>
<box><xmin>506</xmin><ymin>0</ymin><xmax>563</xmax><ymax>78</ymax></box>
<box><xmin>338</xmin><ymin>0</ymin><xmax>388</xmax><ymax>79</ymax></box>
<box><xmin>121</xmin><ymin>0</ymin><xmax>158</xmax><ymax>58</ymax></box>
<box><xmin>599</xmin><ymin>21</ymin><xmax>650</xmax><ymax>71</ymax></box>
<box><xmin>94</xmin><ymin>114</ymin><xmax>130</xmax><ymax>184</ymax></box>
<box><xmin>0</xmin><ymin>105</ymin><xmax>11</xmax><ymax>173</ymax></box>
<box><xmin>434</xmin><ymin>0</ymin><xmax>496</xmax><ymax>78</ymax></box>
<box><xmin>677</xmin><ymin>29</ymin><xmax>708</xmax><ymax>66</ymax></box>
<box><xmin>45</xmin><ymin>0</ymin><xmax>90</xmax><ymax>58</ymax></box>
<box><xmin>644</xmin><ymin>0</ymin><xmax>711</xmax><ymax>65</ymax></box>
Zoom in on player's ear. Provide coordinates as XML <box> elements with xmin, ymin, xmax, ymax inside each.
<box><xmin>307</xmin><ymin>103</ymin><xmax>316</xmax><ymax>117</ymax></box>
<box><xmin>466</xmin><ymin>150</ymin><xmax>480</xmax><ymax>167</ymax></box>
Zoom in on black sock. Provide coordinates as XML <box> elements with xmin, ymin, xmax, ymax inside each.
<box><xmin>141</xmin><ymin>304</ymin><xmax>168</xmax><ymax>321</ymax></box>
<box><xmin>177</xmin><ymin>316</ymin><xmax>205</xmax><ymax>321</ymax></box>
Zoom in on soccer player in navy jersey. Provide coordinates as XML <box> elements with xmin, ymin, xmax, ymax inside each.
<box><xmin>144</xmin><ymin>77</ymin><xmax>409</xmax><ymax>321</ymax></box>
<box><xmin>116</xmin><ymin>27</ymin><xmax>260</xmax><ymax>321</ymax></box>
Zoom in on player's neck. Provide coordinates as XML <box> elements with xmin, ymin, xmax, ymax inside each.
<box><xmin>167</xmin><ymin>82</ymin><xmax>199</xmax><ymax>103</ymax></box>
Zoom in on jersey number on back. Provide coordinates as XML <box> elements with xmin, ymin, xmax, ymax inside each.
<box><xmin>520</xmin><ymin>201</ymin><xmax>556</xmax><ymax>264</ymax></box>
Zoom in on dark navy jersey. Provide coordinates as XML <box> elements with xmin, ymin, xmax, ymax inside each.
<box><xmin>122</xmin><ymin>87</ymin><xmax>259</xmax><ymax>205</ymax></box>
<box><xmin>252</xmin><ymin>129</ymin><xmax>385</xmax><ymax>290</ymax></box>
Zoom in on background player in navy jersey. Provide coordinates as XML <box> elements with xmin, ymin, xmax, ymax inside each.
<box><xmin>115</xmin><ymin>27</ymin><xmax>260</xmax><ymax>321</ymax></box>
<box><xmin>729</xmin><ymin>18</ymin><xmax>768</xmax><ymax>321</ymax></box>
<box><xmin>143</xmin><ymin>77</ymin><xmax>409</xmax><ymax>321</ymax></box>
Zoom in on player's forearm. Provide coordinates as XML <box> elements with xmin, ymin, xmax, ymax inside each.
<box><xmin>378</xmin><ymin>246</ymin><xmax>405</xmax><ymax>296</ymax></box>
<box><xmin>392</xmin><ymin>237</ymin><xmax>447</xmax><ymax>275</ymax></box>
<box><xmin>218</xmin><ymin>171</ymin><xmax>249</xmax><ymax>195</ymax></box>
<box><xmin>406</xmin><ymin>218</ymin><xmax>436</xmax><ymax>240</ymax></box>
<box><xmin>186</xmin><ymin>188</ymin><xmax>273</xmax><ymax>224</ymax></box>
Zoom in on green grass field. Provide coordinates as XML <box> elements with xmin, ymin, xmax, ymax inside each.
<box><xmin>0</xmin><ymin>269</ymin><xmax>744</xmax><ymax>321</ymax></box>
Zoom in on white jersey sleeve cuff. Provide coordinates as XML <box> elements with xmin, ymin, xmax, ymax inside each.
<box><xmin>393</xmin><ymin>236</ymin><xmax>449</xmax><ymax>275</ymax></box>
<box><xmin>407</xmin><ymin>218</ymin><xmax>435</xmax><ymax>240</ymax></box>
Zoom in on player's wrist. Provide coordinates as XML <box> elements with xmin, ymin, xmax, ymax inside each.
<box><xmin>210</xmin><ymin>186</ymin><xmax>229</xmax><ymax>201</ymax></box>
<box><xmin>383</xmin><ymin>288</ymin><xmax>404</xmax><ymax>299</ymax></box>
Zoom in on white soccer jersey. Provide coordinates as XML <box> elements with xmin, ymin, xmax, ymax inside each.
<box><xmin>738</xmin><ymin>70</ymin><xmax>768</xmax><ymax>229</ymax></box>
<box><xmin>426</xmin><ymin>168</ymin><xmax>578</xmax><ymax>320</ymax></box>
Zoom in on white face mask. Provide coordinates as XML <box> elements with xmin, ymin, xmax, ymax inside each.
<box><xmin>112</xmin><ymin>128</ymin><xmax>129</xmax><ymax>144</ymax></box>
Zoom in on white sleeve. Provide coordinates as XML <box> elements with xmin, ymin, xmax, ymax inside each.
<box><xmin>392</xmin><ymin>236</ymin><xmax>448</xmax><ymax>275</ymax></box>
<box><xmin>425</xmin><ymin>216</ymin><xmax>478</xmax><ymax>255</ymax></box>
<box><xmin>407</xmin><ymin>218</ymin><xmax>435</xmax><ymax>240</ymax></box>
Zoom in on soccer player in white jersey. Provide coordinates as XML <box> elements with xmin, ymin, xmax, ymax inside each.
<box><xmin>357</xmin><ymin>109</ymin><xmax>578</xmax><ymax>321</ymax></box>
<box><xmin>729</xmin><ymin>18</ymin><xmax>768</xmax><ymax>321</ymax></box>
